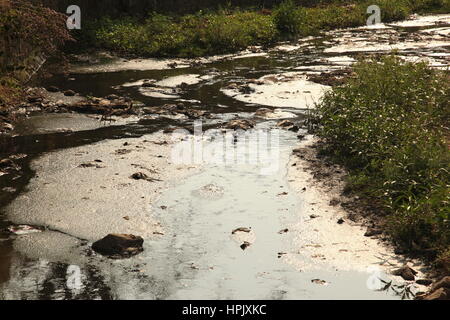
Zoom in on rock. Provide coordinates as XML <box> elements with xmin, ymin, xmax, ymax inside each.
<box><xmin>130</xmin><ymin>172</ymin><xmax>162</xmax><ymax>182</ymax></box>
<box><xmin>27</xmin><ymin>95</ymin><xmax>42</xmax><ymax>103</ymax></box>
<box><xmin>238</xmin><ymin>84</ymin><xmax>255</xmax><ymax>95</ymax></box>
<box><xmin>46</xmin><ymin>86</ymin><xmax>59</xmax><ymax>92</ymax></box>
<box><xmin>416</xmin><ymin>279</ymin><xmax>433</xmax><ymax>286</ymax></box>
<box><xmin>63</xmin><ymin>90</ymin><xmax>76</xmax><ymax>96</ymax></box>
<box><xmin>311</xmin><ymin>279</ymin><xmax>328</xmax><ymax>285</ymax></box>
<box><xmin>423</xmin><ymin>287</ymin><xmax>449</xmax><ymax>300</ymax></box>
<box><xmin>106</xmin><ymin>94</ymin><xmax>120</xmax><ymax>100</ymax></box>
<box><xmin>310</xmin><ymin>214</ymin><xmax>319</xmax><ymax>219</ymax></box>
<box><xmin>142</xmin><ymin>81</ymin><xmax>156</xmax><ymax>88</ymax></box>
<box><xmin>240</xmin><ymin>241</ymin><xmax>251</xmax><ymax>250</ymax></box>
<box><xmin>254</xmin><ymin>108</ymin><xmax>272</xmax><ymax>118</ymax></box>
<box><xmin>329</xmin><ymin>199</ymin><xmax>340</xmax><ymax>206</ymax></box>
<box><xmin>337</xmin><ymin>218</ymin><xmax>345</xmax><ymax>224</ymax></box>
<box><xmin>92</xmin><ymin>234</ymin><xmax>144</xmax><ymax>258</ymax></box>
<box><xmin>392</xmin><ymin>266</ymin><xmax>418</xmax><ymax>281</ymax></box>
<box><xmin>131</xmin><ymin>172</ymin><xmax>149</xmax><ymax>180</ymax></box>
<box><xmin>278</xmin><ymin>228</ymin><xmax>289</xmax><ymax>234</ymax></box>
<box><xmin>364</xmin><ymin>228</ymin><xmax>383</xmax><ymax>237</ymax></box>
<box><xmin>232</xmin><ymin>227</ymin><xmax>251</xmax><ymax>234</ymax></box>
<box><xmin>277</xmin><ymin>120</ymin><xmax>294</xmax><ymax>128</ymax></box>
<box><xmin>224</xmin><ymin>119</ymin><xmax>255</xmax><ymax>131</ymax></box>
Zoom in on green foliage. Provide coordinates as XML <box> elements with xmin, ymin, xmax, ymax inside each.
<box><xmin>315</xmin><ymin>56</ymin><xmax>450</xmax><ymax>256</ymax></box>
<box><xmin>86</xmin><ymin>11</ymin><xmax>277</xmax><ymax>57</ymax></box>
<box><xmin>80</xmin><ymin>0</ymin><xmax>450</xmax><ymax>57</ymax></box>
<box><xmin>273</xmin><ymin>0</ymin><xmax>304</xmax><ymax>36</ymax></box>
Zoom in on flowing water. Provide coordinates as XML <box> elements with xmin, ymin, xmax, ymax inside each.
<box><xmin>0</xmin><ymin>15</ymin><xmax>448</xmax><ymax>300</ymax></box>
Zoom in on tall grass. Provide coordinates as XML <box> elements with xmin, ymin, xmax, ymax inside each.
<box><xmin>85</xmin><ymin>10</ymin><xmax>277</xmax><ymax>57</ymax></box>
<box><xmin>315</xmin><ymin>56</ymin><xmax>450</xmax><ymax>260</ymax></box>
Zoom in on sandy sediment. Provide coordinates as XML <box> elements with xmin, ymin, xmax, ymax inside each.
<box><xmin>5</xmin><ymin>131</ymin><xmax>198</xmax><ymax>241</ymax></box>
<box><xmin>285</xmin><ymin>136</ymin><xmax>429</xmax><ymax>283</ymax></box>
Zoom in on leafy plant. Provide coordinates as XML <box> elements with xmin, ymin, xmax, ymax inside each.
<box><xmin>315</xmin><ymin>55</ymin><xmax>450</xmax><ymax>258</ymax></box>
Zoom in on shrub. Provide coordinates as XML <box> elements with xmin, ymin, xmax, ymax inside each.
<box><xmin>315</xmin><ymin>55</ymin><xmax>450</xmax><ymax>256</ymax></box>
<box><xmin>0</xmin><ymin>0</ymin><xmax>72</xmax><ymax>76</ymax></box>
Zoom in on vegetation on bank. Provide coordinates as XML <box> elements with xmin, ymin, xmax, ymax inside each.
<box><xmin>314</xmin><ymin>56</ymin><xmax>450</xmax><ymax>268</ymax></box>
<box><xmin>79</xmin><ymin>0</ymin><xmax>450</xmax><ymax>57</ymax></box>
<box><xmin>0</xmin><ymin>0</ymin><xmax>71</xmax><ymax>109</ymax></box>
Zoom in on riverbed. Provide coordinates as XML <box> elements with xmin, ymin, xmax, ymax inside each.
<box><xmin>0</xmin><ymin>14</ymin><xmax>448</xmax><ymax>300</ymax></box>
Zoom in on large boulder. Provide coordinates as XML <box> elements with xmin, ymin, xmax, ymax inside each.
<box><xmin>92</xmin><ymin>234</ymin><xmax>144</xmax><ymax>258</ymax></box>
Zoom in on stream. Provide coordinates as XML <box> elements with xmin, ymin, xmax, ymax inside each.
<box><xmin>0</xmin><ymin>14</ymin><xmax>449</xmax><ymax>300</ymax></box>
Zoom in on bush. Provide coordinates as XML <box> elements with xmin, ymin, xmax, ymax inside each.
<box><xmin>0</xmin><ymin>0</ymin><xmax>72</xmax><ymax>76</ymax></box>
<box><xmin>315</xmin><ymin>55</ymin><xmax>450</xmax><ymax>256</ymax></box>
<box><xmin>273</xmin><ymin>0</ymin><xmax>304</xmax><ymax>36</ymax></box>
<box><xmin>86</xmin><ymin>10</ymin><xmax>277</xmax><ymax>57</ymax></box>
<box><xmin>79</xmin><ymin>0</ymin><xmax>450</xmax><ymax>57</ymax></box>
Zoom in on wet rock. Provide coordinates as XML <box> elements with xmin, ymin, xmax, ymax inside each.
<box><xmin>392</xmin><ymin>266</ymin><xmax>418</xmax><ymax>281</ymax></box>
<box><xmin>63</xmin><ymin>90</ymin><xmax>76</xmax><ymax>97</ymax></box>
<box><xmin>106</xmin><ymin>94</ymin><xmax>120</xmax><ymax>100</ymax></box>
<box><xmin>142</xmin><ymin>81</ymin><xmax>156</xmax><ymax>88</ymax></box>
<box><xmin>364</xmin><ymin>228</ymin><xmax>383</xmax><ymax>237</ymax></box>
<box><xmin>311</xmin><ymin>279</ymin><xmax>329</xmax><ymax>285</ymax></box>
<box><xmin>416</xmin><ymin>279</ymin><xmax>433</xmax><ymax>286</ymax></box>
<box><xmin>224</xmin><ymin>119</ymin><xmax>255</xmax><ymax>131</ymax></box>
<box><xmin>329</xmin><ymin>199</ymin><xmax>340</xmax><ymax>206</ymax></box>
<box><xmin>46</xmin><ymin>86</ymin><xmax>59</xmax><ymax>92</ymax></box>
<box><xmin>115</xmin><ymin>149</ymin><xmax>132</xmax><ymax>155</ymax></box>
<box><xmin>254</xmin><ymin>108</ymin><xmax>272</xmax><ymax>118</ymax></box>
<box><xmin>277</xmin><ymin>120</ymin><xmax>294</xmax><ymax>128</ymax></box>
<box><xmin>78</xmin><ymin>162</ymin><xmax>104</xmax><ymax>169</ymax></box>
<box><xmin>92</xmin><ymin>234</ymin><xmax>144</xmax><ymax>258</ymax></box>
<box><xmin>238</xmin><ymin>84</ymin><xmax>255</xmax><ymax>95</ymax></box>
<box><xmin>27</xmin><ymin>95</ymin><xmax>42</xmax><ymax>103</ymax></box>
<box><xmin>240</xmin><ymin>241</ymin><xmax>251</xmax><ymax>250</ymax></box>
<box><xmin>130</xmin><ymin>172</ymin><xmax>162</xmax><ymax>182</ymax></box>
<box><xmin>232</xmin><ymin>227</ymin><xmax>251</xmax><ymax>234</ymax></box>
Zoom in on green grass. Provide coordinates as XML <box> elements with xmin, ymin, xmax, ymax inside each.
<box><xmin>82</xmin><ymin>11</ymin><xmax>277</xmax><ymax>57</ymax></box>
<box><xmin>314</xmin><ymin>55</ymin><xmax>450</xmax><ymax>260</ymax></box>
<box><xmin>78</xmin><ymin>0</ymin><xmax>450</xmax><ymax>58</ymax></box>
